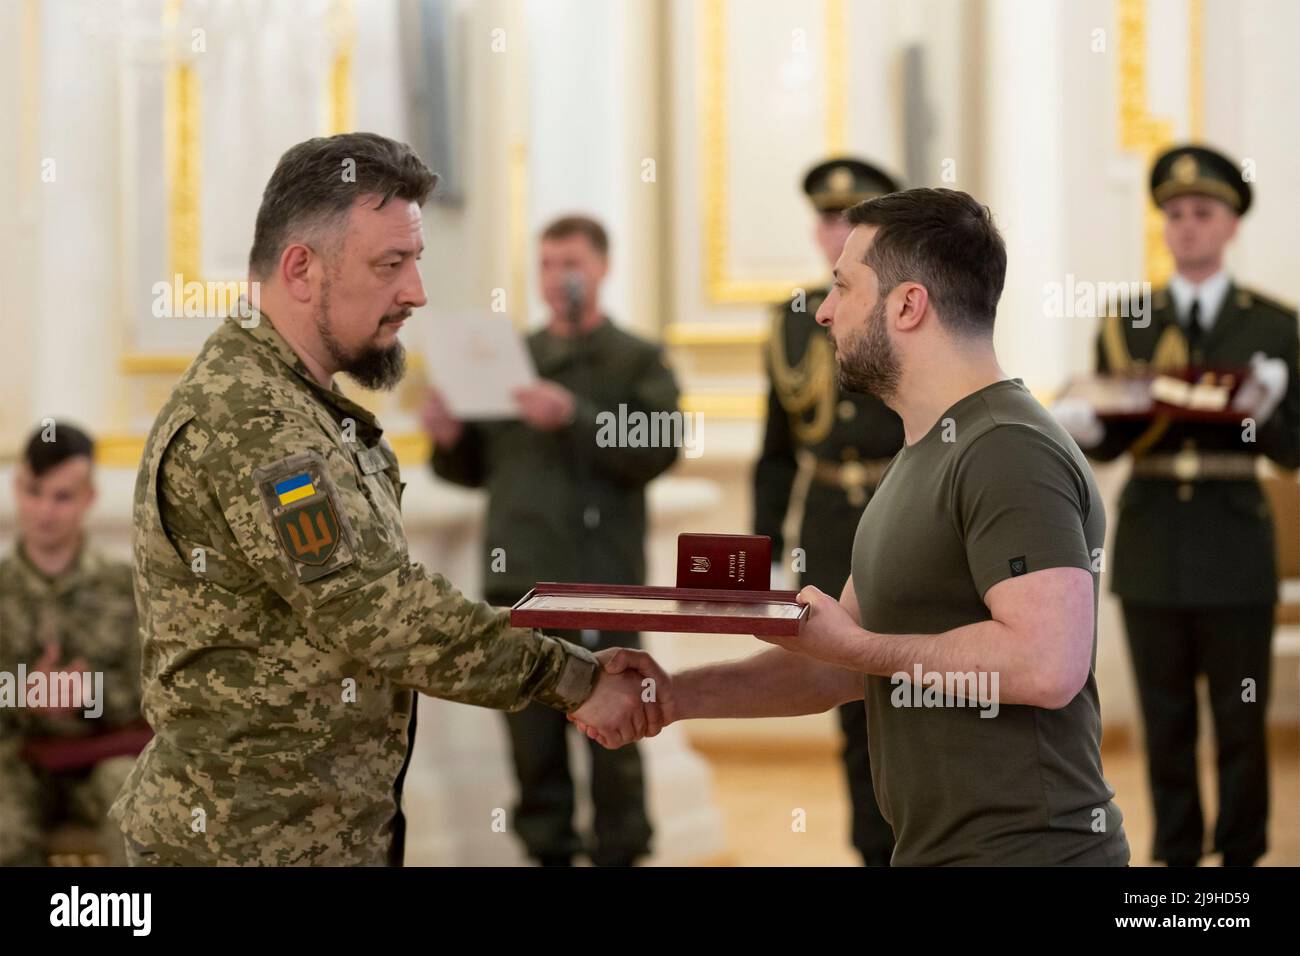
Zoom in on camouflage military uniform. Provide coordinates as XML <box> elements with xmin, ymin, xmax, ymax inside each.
<box><xmin>0</xmin><ymin>545</ymin><xmax>140</xmax><ymax>866</ymax></box>
<box><xmin>109</xmin><ymin>313</ymin><xmax>599</xmax><ymax>866</ymax></box>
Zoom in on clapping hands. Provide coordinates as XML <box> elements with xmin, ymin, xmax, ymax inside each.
<box><xmin>28</xmin><ymin>642</ymin><xmax>89</xmax><ymax>718</ymax></box>
<box><xmin>568</xmin><ymin>648</ymin><xmax>676</xmax><ymax>748</ymax></box>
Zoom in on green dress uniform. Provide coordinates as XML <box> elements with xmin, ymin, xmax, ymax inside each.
<box><xmin>0</xmin><ymin>545</ymin><xmax>141</xmax><ymax>866</ymax></box>
<box><xmin>1087</xmin><ymin>145</ymin><xmax>1300</xmax><ymax>866</ymax></box>
<box><xmin>433</xmin><ymin>317</ymin><xmax>680</xmax><ymax>866</ymax></box>
<box><xmin>752</xmin><ymin>157</ymin><xmax>905</xmax><ymax>865</ymax></box>
<box><xmin>111</xmin><ymin>312</ymin><xmax>599</xmax><ymax>866</ymax></box>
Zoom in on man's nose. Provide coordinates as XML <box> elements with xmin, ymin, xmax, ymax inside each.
<box><xmin>814</xmin><ymin>292</ymin><xmax>835</xmax><ymax>327</ymax></box>
<box><xmin>400</xmin><ymin>263</ymin><xmax>428</xmax><ymax>309</ymax></box>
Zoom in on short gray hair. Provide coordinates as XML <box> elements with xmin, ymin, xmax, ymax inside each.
<box><xmin>248</xmin><ymin>132</ymin><xmax>438</xmax><ymax>278</ymax></box>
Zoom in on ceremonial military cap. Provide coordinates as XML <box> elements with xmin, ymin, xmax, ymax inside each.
<box><xmin>1150</xmin><ymin>144</ymin><xmax>1251</xmax><ymax>215</ymax></box>
<box><xmin>802</xmin><ymin>157</ymin><xmax>902</xmax><ymax>212</ymax></box>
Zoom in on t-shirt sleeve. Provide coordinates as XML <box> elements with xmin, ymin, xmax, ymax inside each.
<box><xmin>952</xmin><ymin>424</ymin><xmax>1095</xmax><ymax>598</ymax></box>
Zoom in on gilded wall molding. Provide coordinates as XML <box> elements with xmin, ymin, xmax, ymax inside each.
<box><xmin>327</xmin><ymin>0</ymin><xmax>355</xmax><ymax>133</ymax></box>
<box><xmin>699</xmin><ymin>0</ymin><xmax>847</xmax><ymax>305</ymax></box>
<box><xmin>1117</xmin><ymin>0</ymin><xmax>1204</xmax><ymax>288</ymax></box>
<box><xmin>126</xmin><ymin>0</ymin><xmax>359</xmax><ymax>375</ymax></box>
<box><xmin>94</xmin><ymin>431</ymin><xmax>432</xmax><ymax>470</ymax></box>
<box><xmin>163</xmin><ymin>0</ymin><xmax>201</xmax><ymax>284</ymax></box>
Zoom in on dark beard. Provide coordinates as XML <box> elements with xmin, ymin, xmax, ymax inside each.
<box><xmin>834</xmin><ymin>295</ymin><xmax>900</xmax><ymax>401</ymax></box>
<box><xmin>339</xmin><ymin>341</ymin><xmax>406</xmax><ymax>391</ymax></box>
<box><xmin>832</xmin><ymin>299</ymin><xmax>904</xmax><ymax>403</ymax></box>
<box><xmin>316</xmin><ymin>278</ymin><xmax>408</xmax><ymax>391</ymax></box>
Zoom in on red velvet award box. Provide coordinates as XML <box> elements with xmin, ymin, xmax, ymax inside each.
<box><xmin>509</xmin><ymin>582</ymin><xmax>807</xmax><ymax>637</ymax></box>
<box><xmin>510</xmin><ymin>533</ymin><xmax>805</xmax><ymax>636</ymax></box>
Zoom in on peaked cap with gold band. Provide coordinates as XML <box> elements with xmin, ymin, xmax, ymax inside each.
<box><xmin>1150</xmin><ymin>144</ymin><xmax>1251</xmax><ymax>215</ymax></box>
<box><xmin>803</xmin><ymin>157</ymin><xmax>903</xmax><ymax>213</ymax></box>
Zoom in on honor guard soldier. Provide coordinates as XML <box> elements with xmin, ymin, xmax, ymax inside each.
<box><xmin>1056</xmin><ymin>144</ymin><xmax>1298</xmax><ymax>866</ymax></box>
<box><xmin>753</xmin><ymin>157</ymin><xmax>905</xmax><ymax>866</ymax></box>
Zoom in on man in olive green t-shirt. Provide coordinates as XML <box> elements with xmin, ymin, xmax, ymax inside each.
<box><xmin>575</xmin><ymin>188</ymin><xmax>1130</xmax><ymax>866</ymax></box>
<box><xmin>846</xmin><ymin>377</ymin><xmax>1125</xmax><ymax>864</ymax></box>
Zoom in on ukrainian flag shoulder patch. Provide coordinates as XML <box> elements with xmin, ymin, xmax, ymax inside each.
<box><xmin>253</xmin><ymin>452</ymin><xmax>357</xmax><ymax>584</ymax></box>
<box><xmin>273</xmin><ymin>472</ymin><xmax>316</xmax><ymax>505</ymax></box>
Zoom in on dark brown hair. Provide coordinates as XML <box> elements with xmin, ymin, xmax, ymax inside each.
<box><xmin>540</xmin><ymin>215</ymin><xmax>609</xmax><ymax>256</ymax></box>
<box><xmin>249</xmin><ymin>132</ymin><xmax>438</xmax><ymax>278</ymax></box>
<box><xmin>23</xmin><ymin>422</ymin><xmax>94</xmax><ymax>476</ymax></box>
<box><xmin>844</xmin><ymin>188</ymin><xmax>1006</xmax><ymax>337</ymax></box>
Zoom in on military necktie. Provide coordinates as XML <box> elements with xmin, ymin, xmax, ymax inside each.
<box><xmin>1185</xmin><ymin>298</ymin><xmax>1203</xmax><ymax>362</ymax></box>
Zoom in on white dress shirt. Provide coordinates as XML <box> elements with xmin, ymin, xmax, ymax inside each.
<box><xmin>1168</xmin><ymin>270</ymin><xmax>1230</xmax><ymax>332</ymax></box>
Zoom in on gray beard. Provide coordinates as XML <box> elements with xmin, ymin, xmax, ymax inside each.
<box><xmin>835</xmin><ymin>295</ymin><xmax>901</xmax><ymax>402</ymax></box>
<box><xmin>316</xmin><ymin>279</ymin><xmax>407</xmax><ymax>391</ymax></box>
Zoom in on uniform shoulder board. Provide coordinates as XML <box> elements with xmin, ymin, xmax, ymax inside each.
<box><xmin>1236</xmin><ymin>286</ymin><xmax>1297</xmax><ymax>317</ymax></box>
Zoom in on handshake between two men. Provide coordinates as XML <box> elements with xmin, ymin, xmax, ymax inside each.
<box><xmin>567</xmin><ymin>647</ymin><xmax>677</xmax><ymax>749</ymax></box>
<box><xmin>563</xmin><ymin>582</ymin><xmax>880</xmax><ymax>749</ymax></box>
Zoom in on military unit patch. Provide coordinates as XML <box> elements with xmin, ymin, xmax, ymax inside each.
<box><xmin>253</xmin><ymin>453</ymin><xmax>356</xmax><ymax>583</ymax></box>
<box><xmin>274</xmin><ymin>495</ymin><xmax>341</xmax><ymax>565</ymax></box>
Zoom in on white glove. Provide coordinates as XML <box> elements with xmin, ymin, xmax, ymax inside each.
<box><xmin>1051</xmin><ymin>396</ymin><xmax>1105</xmax><ymax>449</ymax></box>
<box><xmin>1230</xmin><ymin>352</ymin><xmax>1288</xmax><ymax>424</ymax></box>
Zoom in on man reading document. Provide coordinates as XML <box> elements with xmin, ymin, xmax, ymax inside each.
<box><xmin>580</xmin><ymin>189</ymin><xmax>1131</xmax><ymax>866</ymax></box>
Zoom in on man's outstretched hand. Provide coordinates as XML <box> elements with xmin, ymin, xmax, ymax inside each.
<box><xmin>568</xmin><ymin>648</ymin><xmax>676</xmax><ymax>749</ymax></box>
<box><xmin>754</xmin><ymin>585</ymin><xmax>865</xmax><ymax>670</ymax></box>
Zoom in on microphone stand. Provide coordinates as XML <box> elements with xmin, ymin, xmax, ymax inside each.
<box><xmin>566</xmin><ymin>292</ymin><xmax>597</xmax><ymax>585</ymax></box>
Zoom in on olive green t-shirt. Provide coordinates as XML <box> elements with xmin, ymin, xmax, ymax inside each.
<box><xmin>851</xmin><ymin>379</ymin><xmax>1129</xmax><ymax>866</ymax></box>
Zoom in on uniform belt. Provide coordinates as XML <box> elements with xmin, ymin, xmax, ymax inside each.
<box><xmin>810</xmin><ymin>457</ymin><xmax>892</xmax><ymax>502</ymax></box>
<box><xmin>1131</xmin><ymin>451</ymin><xmax>1257</xmax><ymax>481</ymax></box>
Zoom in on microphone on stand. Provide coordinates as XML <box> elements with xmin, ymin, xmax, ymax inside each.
<box><xmin>560</xmin><ymin>271</ymin><xmax>599</xmax><ymax>533</ymax></box>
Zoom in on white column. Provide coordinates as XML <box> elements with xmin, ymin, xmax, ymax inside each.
<box><xmin>30</xmin><ymin>0</ymin><xmax>122</xmax><ymax>434</ymax></box>
<box><xmin>982</xmin><ymin>0</ymin><xmax>1068</xmax><ymax>393</ymax></box>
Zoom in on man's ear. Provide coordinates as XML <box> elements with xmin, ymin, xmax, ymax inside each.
<box><xmin>895</xmin><ymin>282</ymin><xmax>929</xmax><ymax>332</ymax></box>
<box><xmin>280</xmin><ymin>244</ymin><xmax>317</xmax><ymax>303</ymax></box>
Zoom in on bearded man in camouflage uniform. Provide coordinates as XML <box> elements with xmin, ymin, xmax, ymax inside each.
<box><xmin>110</xmin><ymin>132</ymin><xmax>668</xmax><ymax>866</ymax></box>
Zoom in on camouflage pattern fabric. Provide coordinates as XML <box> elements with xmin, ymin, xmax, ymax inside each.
<box><xmin>0</xmin><ymin>545</ymin><xmax>140</xmax><ymax>864</ymax></box>
<box><xmin>110</xmin><ymin>312</ymin><xmax>597</xmax><ymax>866</ymax></box>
